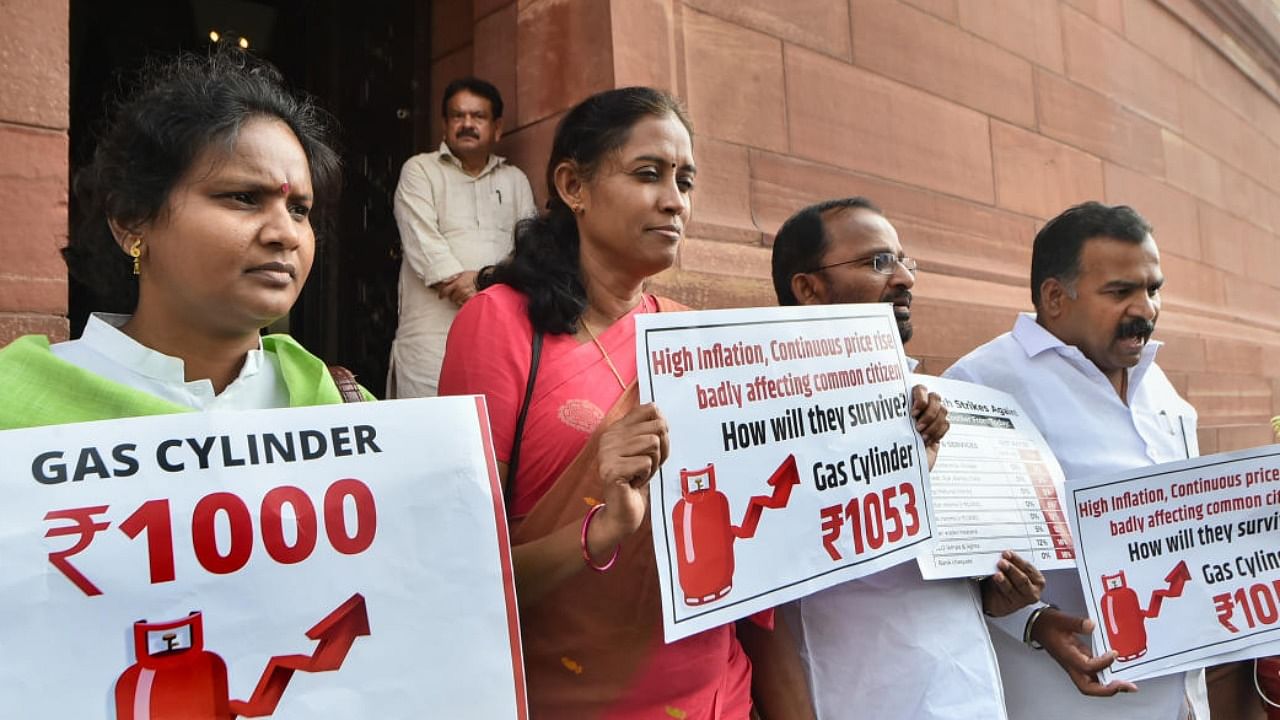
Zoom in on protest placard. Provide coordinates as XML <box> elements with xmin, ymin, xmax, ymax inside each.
<box><xmin>913</xmin><ymin>375</ymin><xmax>1076</xmax><ymax>580</ymax></box>
<box><xmin>1</xmin><ymin>397</ymin><xmax>526</xmax><ymax>719</ymax></box>
<box><xmin>1067</xmin><ymin>445</ymin><xmax>1280</xmax><ymax>682</ymax></box>
<box><xmin>637</xmin><ymin>304</ymin><xmax>931</xmax><ymax>642</ymax></box>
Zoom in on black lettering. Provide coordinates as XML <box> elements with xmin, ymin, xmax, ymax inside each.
<box><xmin>74</xmin><ymin>447</ymin><xmax>110</xmax><ymax>482</ymax></box>
<box><xmin>157</xmin><ymin>439</ymin><xmax>184</xmax><ymax>472</ymax></box>
<box><xmin>264</xmin><ymin>433</ymin><xmax>295</xmax><ymax>463</ymax></box>
<box><xmin>331</xmin><ymin>426</ymin><xmax>353</xmax><ymax>457</ymax></box>
<box><xmin>111</xmin><ymin>444</ymin><xmax>139</xmax><ymax>477</ymax></box>
<box><xmin>300</xmin><ymin>430</ymin><xmax>327</xmax><ymax>460</ymax></box>
<box><xmin>185</xmin><ymin>437</ymin><xmax>216</xmax><ymax>470</ymax></box>
<box><xmin>220</xmin><ymin>436</ymin><xmax>246</xmax><ymax>467</ymax></box>
<box><xmin>354</xmin><ymin>425</ymin><xmax>381</xmax><ymax>454</ymax></box>
<box><xmin>31</xmin><ymin>451</ymin><xmax>66</xmax><ymax>485</ymax></box>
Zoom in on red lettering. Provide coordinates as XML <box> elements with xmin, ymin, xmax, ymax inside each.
<box><xmin>324</xmin><ymin>479</ymin><xmax>377</xmax><ymax>555</ymax></box>
<box><xmin>261</xmin><ymin>486</ymin><xmax>318</xmax><ymax>565</ymax></box>
<box><xmin>119</xmin><ymin>499</ymin><xmax>175</xmax><ymax>584</ymax></box>
<box><xmin>192</xmin><ymin>492</ymin><xmax>254</xmax><ymax>574</ymax></box>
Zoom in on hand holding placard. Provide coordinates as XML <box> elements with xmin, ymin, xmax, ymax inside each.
<box><xmin>1067</xmin><ymin>445</ymin><xmax>1280</xmax><ymax>682</ymax></box>
<box><xmin>638</xmin><ymin>304</ymin><xmax>931</xmax><ymax>642</ymax></box>
<box><xmin>909</xmin><ymin>385</ymin><xmax>948</xmax><ymax>467</ymax></box>
<box><xmin>980</xmin><ymin>551</ymin><xmax>1046</xmax><ymax>617</ymax></box>
<box><xmin>913</xmin><ymin>375</ymin><xmax>1076</xmax><ymax>580</ymax></box>
<box><xmin>590</xmin><ymin>403</ymin><xmax>671</xmax><ymax>562</ymax></box>
<box><xmin>1031</xmin><ymin>608</ymin><xmax>1138</xmax><ymax>697</ymax></box>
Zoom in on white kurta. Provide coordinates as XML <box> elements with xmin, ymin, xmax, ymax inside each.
<box><xmin>786</xmin><ymin>563</ymin><xmax>1007</xmax><ymax>719</ymax></box>
<box><xmin>945</xmin><ymin>312</ymin><xmax>1208</xmax><ymax>720</ymax></box>
<box><xmin>786</xmin><ymin>358</ymin><xmax>1009</xmax><ymax>720</ymax></box>
<box><xmin>51</xmin><ymin>313</ymin><xmax>286</xmax><ymax>410</ymax></box>
<box><xmin>387</xmin><ymin>142</ymin><xmax>535</xmax><ymax>398</ymax></box>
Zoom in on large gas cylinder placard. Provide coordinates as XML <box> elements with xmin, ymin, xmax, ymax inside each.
<box><xmin>0</xmin><ymin>398</ymin><xmax>526</xmax><ymax>718</ymax></box>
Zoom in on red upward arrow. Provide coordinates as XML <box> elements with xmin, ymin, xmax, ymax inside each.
<box><xmin>1144</xmin><ymin>560</ymin><xmax>1191</xmax><ymax>618</ymax></box>
<box><xmin>732</xmin><ymin>455</ymin><xmax>800</xmax><ymax>540</ymax></box>
<box><xmin>229</xmin><ymin>593</ymin><xmax>371</xmax><ymax>718</ymax></box>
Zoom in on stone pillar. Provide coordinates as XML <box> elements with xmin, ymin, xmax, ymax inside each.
<box><xmin>0</xmin><ymin>0</ymin><xmax>69</xmax><ymax>344</ymax></box>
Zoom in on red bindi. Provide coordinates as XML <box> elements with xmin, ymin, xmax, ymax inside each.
<box><xmin>280</xmin><ymin>181</ymin><xmax>290</xmax><ymax>195</ymax></box>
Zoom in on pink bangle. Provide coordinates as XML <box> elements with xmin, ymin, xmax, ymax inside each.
<box><xmin>581</xmin><ymin>502</ymin><xmax>620</xmax><ymax>572</ymax></box>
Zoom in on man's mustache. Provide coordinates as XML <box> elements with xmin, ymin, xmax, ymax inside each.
<box><xmin>884</xmin><ymin>288</ymin><xmax>912</xmax><ymax>306</ymax></box>
<box><xmin>1116</xmin><ymin>317</ymin><xmax>1155</xmax><ymax>339</ymax></box>
<box><xmin>455</xmin><ymin>128</ymin><xmax>480</xmax><ymax>139</ymax></box>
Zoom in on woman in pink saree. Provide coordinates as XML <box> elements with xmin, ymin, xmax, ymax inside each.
<box><xmin>439</xmin><ymin>88</ymin><xmax>810</xmax><ymax>719</ymax></box>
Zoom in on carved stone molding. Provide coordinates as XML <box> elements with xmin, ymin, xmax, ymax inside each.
<box><xmin>1162</xmin><ymin>0</ymin><xmax>1280</xmax><ymax>103</ymax></box>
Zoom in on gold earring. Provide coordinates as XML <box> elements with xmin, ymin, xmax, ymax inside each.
<box><xmin>129</xmin><ymin>238</ymin><xmax>142</xmax><ymax>276</ymax></box>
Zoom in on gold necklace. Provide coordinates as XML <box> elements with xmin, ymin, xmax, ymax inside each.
<box><xmin>582</xmin><ymin>319</ymin><xmax>627</xmax><ymax>390</ymax></box>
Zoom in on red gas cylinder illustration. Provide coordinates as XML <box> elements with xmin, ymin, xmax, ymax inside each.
<box><xmin>112</xmin><ymin>593</ymin><xmax>370</xmax><ymax>719</ymax></box>
<box><xmin>672</xmin><ymin>464</ymin><xmax>736</xmax><ymax>605</ymax></box>
<box><xmin>115</xmin><ymin>612</ymin><xmax>232</xmax><ymax>720</ymax></box>
<box><xmin>1099</xmin><ymin>560</ymin><xmax>1191</xmax><ymax>662</ymax></box>
<box><xmin>1100</xmin><ymin>571</ymin><xmax>1148</xmax><ymax>661</ymax></box>
<box><xmin>671</xmin><ymin>455</ymin><xmax>800</xmax><ymax>607</ymax></box>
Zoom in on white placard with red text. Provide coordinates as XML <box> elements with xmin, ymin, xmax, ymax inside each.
<box><xmin>1067</xmin><ymin>445</ymin><xmax>1280</xmax><ymax>682</ymax></box>
<box><xmin>0</xmin><ymin>397</ymin><xmax>527</xmax><ymax>719</ymax></box>
<box><xmin>913</xmin><ymin>374</ymin><xmax>1077</xmax><ymax>580</ymax></box>
<box><xmin>637</xmin><ymin>304</ymin><xmax>932</xmax><ymax>642</ymax></box>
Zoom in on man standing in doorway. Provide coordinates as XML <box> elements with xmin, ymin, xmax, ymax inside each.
<box><xmin>945</xmin><ymin>201</ymin><xmax>1209</xmax><ymax>719</ymax></box>
<box><xmin>769</xmin><ymin>197</ymin><xmax>1044</xmax><ymax>719</ymax></box>
<box><xmin>388</xmin><ymin>77</ymin><xmax>535</xmax><ymax>397</ymax></box>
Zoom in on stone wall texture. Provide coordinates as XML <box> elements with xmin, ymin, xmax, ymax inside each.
<box><xmin>4</xmin><ymin>0</ymin><xmax>1276</xmax><ymax>447</ymax></box>
<box><xmin>447</xmin><ymin>0</ymin><xmax>1280</xmax><ymax>457</ymax></box>
<box><xmin>0</xmin><ymin>0</ymin><xmax>1273</xmax><ymax>712</ymax></box>
<box><xmin>0</xmin><ymin>0</ymin><xmax>70</xmax><ymax>344</ymax></box>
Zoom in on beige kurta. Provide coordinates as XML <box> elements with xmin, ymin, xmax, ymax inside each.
<box><xmin>387</xmin><ymin>142</ymin><xmax>535</xmax><ymax>397</ymax></box>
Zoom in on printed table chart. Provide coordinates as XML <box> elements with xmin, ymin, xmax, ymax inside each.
<box><xmin>930</xmin><ymin>432</ymin><xmax>1074</xmax><ymax>565</ymax></box>
<box><xmin>914</xmin><ymin>374</ymin><xmax>1077</xmax><ymax>579</ymax></box>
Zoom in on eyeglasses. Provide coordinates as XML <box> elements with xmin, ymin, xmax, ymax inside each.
<box><xmin>813</xmin><ymin>251</ymin><xmax>917</xmax><ymax>275</ymax></box>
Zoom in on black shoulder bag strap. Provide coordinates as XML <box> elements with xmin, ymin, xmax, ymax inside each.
<box><xmin>506</xmin><ymin>331</ymin><xmax>544</xmax><ymax>510</ymax></box>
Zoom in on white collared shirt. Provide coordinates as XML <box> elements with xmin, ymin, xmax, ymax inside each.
<box><xmin>388</xmin><ymin>141</ymin><xmax>536</xmax><ymax>398</ymax></box>
<box><xmin>785</xmin><ymin>358</ymin><xmax>1008</xmax><ymax>720</ymax></box>
<box><xmin>50</xmin><ymin>313</ymin><xmax>288</xmax><ymax>410</ymax></box>
<box><xmin>945</xmin><ymin>313</ymin><xmax>1205</xmax><ymax>720</ymax></box>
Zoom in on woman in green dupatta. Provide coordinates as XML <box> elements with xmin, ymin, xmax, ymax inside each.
<box><xmin>0</xmin><ymin>48</ymin><xmax>355</xmax><ymax>429</ymax></box>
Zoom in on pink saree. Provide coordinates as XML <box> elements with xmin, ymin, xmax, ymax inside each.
<box><xmin>440</xmin><ymin>285</ymin><xmax>754</xmax><ymax>719</ymax></box>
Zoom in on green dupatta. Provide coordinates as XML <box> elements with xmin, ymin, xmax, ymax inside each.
<box><xmin>0</xmin><ymin>334</ymin><xmax>358</xmax><ymax>431</ymax></box>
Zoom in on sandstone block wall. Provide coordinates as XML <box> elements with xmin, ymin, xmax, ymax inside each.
<box><xmin>440</xmin><ymin>0</ymin><xmax>1280</xmax><ymax>453</ymax></box>
<box><xmin>0</xmin><ymin>0</ymin><xmax>69</xmax><ymax>344</ymax></box>
<box><xmin>7</xmin><ymin>0</ymin><xmax>1272</xmax><ymax>451</ymax></box>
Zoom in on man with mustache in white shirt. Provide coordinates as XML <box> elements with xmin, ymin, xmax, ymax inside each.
<box><xmin>388</xmin><ymin>77</ymin><xmax>535</xmax><ymax>398</ymax></box>
<box><xmin>946</xmin><ymin>201</ymin><xmax>1210</xmax><ymax>720</ymax></box>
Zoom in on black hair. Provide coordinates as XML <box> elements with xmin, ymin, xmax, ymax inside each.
<box><xmin>771</xmin><ymin>197</ymin><xmax>883</xmax><ymax>305</ymax></box>
<box><xmin>67</xmin><ymin>47</ymin><xmax>341</xmax><ymax>312</ymax></box>
<box><xmin>441</xmin><ymin>77</ymin><xmax>504</xmax><ymax>119</ymax></box>
<box><xmin>478</xmin><ymin>86</ymin><xmax>690</xmax><ymax>334</ymax></box>
<box><xmin>1030</xmin><ymin>201</ymin><xmax>1153</xmax><ymax>308</ymax></box>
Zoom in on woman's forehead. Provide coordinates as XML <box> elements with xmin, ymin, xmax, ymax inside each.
<box><xmin>616</xmin><ymin>115</ymin><xmax>694</xmax><ymax>165</ymax></box>
<box><xmin>187</xmin><ymin>118</ymin><xmax>311</xmax><ymax>186</ymax></box>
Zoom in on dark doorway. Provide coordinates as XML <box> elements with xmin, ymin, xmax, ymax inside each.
<box><xmin>69</xmin><ymin>0</ymin><xmax>428</xmax><ymax>397</ymax></box>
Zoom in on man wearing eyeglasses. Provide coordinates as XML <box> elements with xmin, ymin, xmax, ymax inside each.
<box><xmin>765</xmin><ymin>197</ymin><xmax>1044</xmax><ymax>719</ymax></box>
